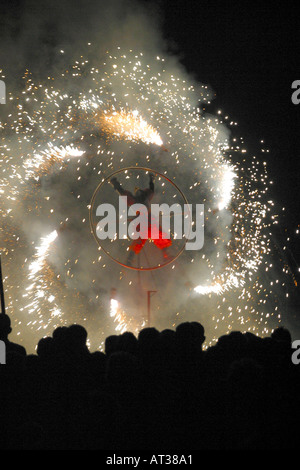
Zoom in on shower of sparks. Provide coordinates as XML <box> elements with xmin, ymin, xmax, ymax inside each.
<box><xmin>21</xmin><ymin>230</ymin><xmax>63</xmax><ymax>331</ymax></box>
<box><xmin>109</xmin><ymin>298</ymin><xmax>129</xmax><ymax>334</ymax></box>
<box><xmin>110</xmin><ymin>297</ymin><xmax>146</xmax><ymax>335</ymax></box>
<box><xmin>101</xmin><ymin>109</ymin><xmax>163</xmax><ymax>146</ymax></box>
<box><xmin>28</xmin><ymin>230</ymin><xmax>58</xmax><ymax>279</ymax></box>
<box><xmin>217</xmin><ymin>164</ymin><xmax>237</xmax><ymax>211</ymax></box>
<box><xmin>0</xmin><ymin>47</ymin><xmax>293</xmax><ymax>351</ymax></box>
<box><xmin>24</xmin><ymin>146</ymin><xmax>86</xmax><ymax>179</ymax></box>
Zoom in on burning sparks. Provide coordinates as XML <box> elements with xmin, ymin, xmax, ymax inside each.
<box><xmin>22</xmin><ymin>230</ymin><xmax>63</xmax><ymax>329</ymax></box>
<box><xmin>102</xmin><ymin>109</ymin><xmax>163</xmax><ymax>146</ymax></box>
<box><xmin>217</xmin><ymin>164</ymin><xmax>237</xmax><ymax>211</ymax></box>
<box><xmin>0</xmin><ymin>47</ymin><xmax>292</xmax><ymax>351</ymax></box>
<box><xmin>28</xmin><ymin>230</ymin><xmax>58</xmax><ymax>278</ymax></box>
<box><xmin>109</xmin><ymin>298</ymin><xmax>128</xmax><ymax>334</ymax></box>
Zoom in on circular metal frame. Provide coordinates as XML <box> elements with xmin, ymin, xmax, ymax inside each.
<box><xmin>89</xmin><ymin>167</ymin><xmax>191</xmax><ymax>271</ymax></box>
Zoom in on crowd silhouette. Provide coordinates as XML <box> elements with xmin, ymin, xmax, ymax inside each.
<box><xmin>0</xmin><ymin>312</ymin><xmax>299</xmax><ymax>449</ymax></box>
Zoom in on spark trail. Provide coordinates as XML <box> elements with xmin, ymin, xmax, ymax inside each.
<box><xmin>0</xmin><ymin>47</ymin><xmax>291</xmax><ymax>351</ymax></box>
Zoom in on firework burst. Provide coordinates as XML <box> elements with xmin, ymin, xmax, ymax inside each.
<box><xmin>0</xmin><ymin>47</ymin><xmax>291</xmax><ymax>351</ymax></box>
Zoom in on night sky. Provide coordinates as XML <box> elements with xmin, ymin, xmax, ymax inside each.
<box><xmin>161</xmin><ymin>2</ymin><xmax>300</xmax><ymax>211</ymax></box>
<box><xmin>161</xmin><ymin>1</ymin><xmax>300</xmax><ymax>294</ymax></box>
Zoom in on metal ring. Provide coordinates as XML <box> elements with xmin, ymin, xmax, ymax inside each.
<box><xmin>89</xmin><ymin>167</ymin><xmax>191</xmax><ymax>271</ymax></box>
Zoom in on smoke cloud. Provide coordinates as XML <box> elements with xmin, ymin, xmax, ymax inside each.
<box><xmin>0</xmin><ymin>0</ymin><xmax>284</xmax><ymax>352</ymax></box>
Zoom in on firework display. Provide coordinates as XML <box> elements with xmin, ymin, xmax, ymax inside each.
<box><xmin>0</xmin><ymin>47</ymin><xmax>292</xmax><ymax>351</ymax></box>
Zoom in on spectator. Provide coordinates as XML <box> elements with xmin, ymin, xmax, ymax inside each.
<box><xmin>0</xmin><ymin>313</ymin><xmax>26</xmax><ymax>357</ymax></box>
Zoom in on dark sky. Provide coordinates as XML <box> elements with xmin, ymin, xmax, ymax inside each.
<box><xmin>161</xmin><ymin>0</ymin><xmax>300</xmax><ymax>274</ymax></box>
<box><xmin>162</xmin><ymin>1</ymin><xmax>299</xmax><ymax>206</ymax></box>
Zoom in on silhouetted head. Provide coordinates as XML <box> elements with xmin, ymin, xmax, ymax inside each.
<box><xmin>37</xmin><ymin>336</ymin><xmax>54</xmax><ymax>360</ymax></box>
<box><xmin>52</xmin><ymin>326</ymin><xmax>69</xmax><ymax>356</ymax></box>
<box><xmin>68</xmin><ymin>324</ymin><xmax>88</xmax><ymax>349</ymax></box>
<box><xmin>118</xmin><ymin>331</ymin><xmax>138</xmax><ymax>355</ymax></box>
<box><xmin>271</xmin><ymin>327</ymin><xmax>292</xmax><ymax>345</ymax></box>
<box><xmin>52</xmin><ymin>326</ymin><xmax>68</xmax><ymax>342</ymax></box>
<box><xmin>190</xmin><ymin>322</ymin><xmax>206</xmax><ymax>344</ymax></box>
<box><xmin>0</xmin><ymin>313</ymin><xmax>12</xmax><ymax>339</ymax></box>
<box><xmin>90</xmin><ymin>351</ymin><xmax>107</xmax><ymax>374</ymax></box>
<box><xmin>244</xmin><ymin>331</ymin><xmax>262</xmax><ymax>345</ymax></box>
<box><xmin>176</xmin><ymin>322</ymin><xmax>206</xmax><ymax>353</ymax></box>
<box><xmin>160</xmin><ymin>329</ymin><xmax>176</xmax><ymax>342</ymax></box>
<box><xmin>138</xmin><ymin>327</ymin><xmax>160</xmax><ymax>361</ymax></box>
<box><xmin>160</xmin><ymin>329</ymin><xmax>176</xmax><ymax>356</ymax></box>
<box><xmin>105</xmin><ymin>335</ymin><xmax>119</xmax><ymax>356</ymax></box>
<box><xmin>138</xmin><ymin>327</ymin><xmax>160</xmax><ymax>347</ymax></box>
<box><xmin>218</xmin><ymin>331</ymin><xmax>246</xmax><ymax>357</ymax></box>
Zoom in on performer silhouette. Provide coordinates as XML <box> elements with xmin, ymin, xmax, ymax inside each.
<box><xmin>110</xmin><ymin>173</ymin><xmax>172</xmax><ymax>266</ymax></box>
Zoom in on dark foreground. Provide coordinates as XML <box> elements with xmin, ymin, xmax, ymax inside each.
<box><xmin>0</xmin><ymin>314</ymin><xmax>299</xmax><ymax>449</ymax></box>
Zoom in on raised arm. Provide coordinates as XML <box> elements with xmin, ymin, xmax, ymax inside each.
<box><xmin>110</xmin><ymin>177</ymin><xmax>135</xmax><ymax>205</ymax></box>
<box><xmin>149</xmin><ymin>173</ymin><xmax>155</xmax><ymax>192</ymax></box>
<box><xmin>110</xmin><ymin>177</ymin><xmax>126</xmax><ymax>196</ymax></box>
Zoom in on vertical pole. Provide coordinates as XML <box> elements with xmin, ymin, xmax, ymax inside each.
<box><xmin>147</xmin><ymin>291</ymin><xmax>151</xmax><ymax>327</ymax></box>
<box><xmin>137</xmin><ymin>253</ymin><xmax>143</xmax><ymax>313</ymax></box>
<box><xmin>0</xmin><ymin>255</ymin><xmax>5</xmax><ymax>315</ymax></box>
<box><xmin>147</xmin><ymin>290</ymin><xmax>157</xmax><ymax>327</ymax></box>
